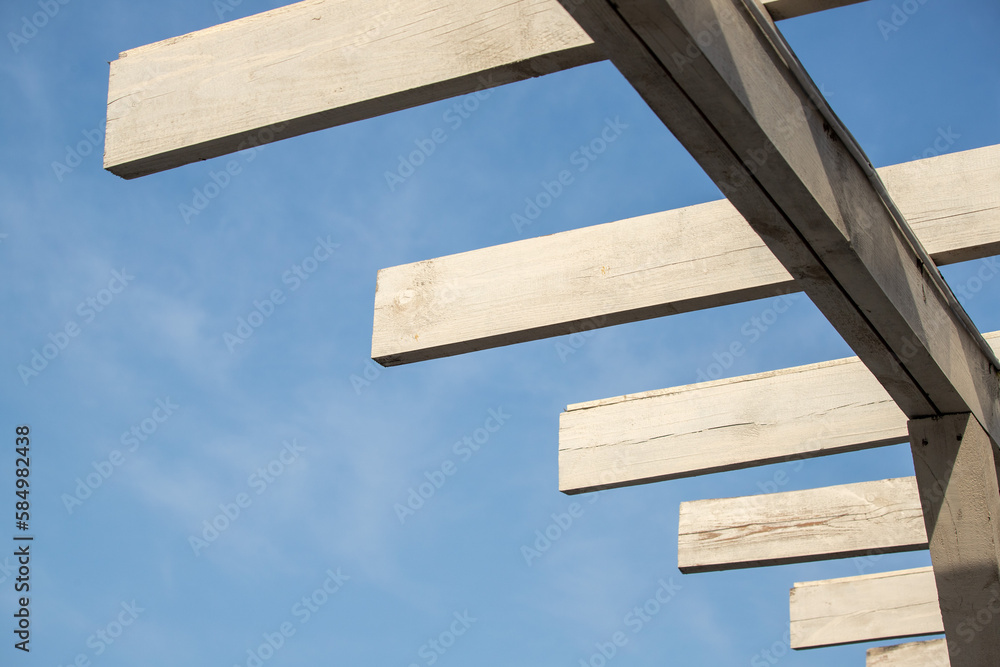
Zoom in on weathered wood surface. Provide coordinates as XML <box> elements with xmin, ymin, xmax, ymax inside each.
<box><xmin>104</xmin><ymin>0</ymin><xmax>855</xmax><ymax>179</ymax></box>
<box><xmin>677</xmin><ymin>477</ymin><xmax>927</xmax><ymax>573</ymax></box>
<box><xmin>372</xmin><ymin>143</ymin><xmax>1000</xmax><ymax>366</ymax></box>
<box><xmin>558</xmin><ymin>0</ymin><xmax>1000</xmax><ymax>444</ymax></box>
<box><xmin>908</xmin><ymin>414</ymin><xmax>1000</xmax><ymax>666</ymax></box>
<box><xmin>105</xmin><ymin>0</ymin><xmax>599</xmax><ymax>178</ymax></box>
<box><xmin>867</xmin><ymin>640</ymin><xmax>950</xmax><ymax>667</ymax></box>
<box><xmin>790</xmin><ymin>567</ymin><xmax>942</xmax><ymax>649</ymax></box>
<box><xmin>559</xmin><ymin>332</ymin><xmax>1000</xmax><ymax>495</ymax></box>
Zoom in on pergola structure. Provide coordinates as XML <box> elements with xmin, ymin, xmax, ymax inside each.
<box><xmin>104</xmin><ymin>1</ymin><xmax>1000</xmax><ymax>664</ymax></box>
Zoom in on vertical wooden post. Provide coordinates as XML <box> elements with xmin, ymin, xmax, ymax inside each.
<box><xmin>908</xmin><ymin>413</ymin><xmax>1000</xmax><ymax>665</ymax></box>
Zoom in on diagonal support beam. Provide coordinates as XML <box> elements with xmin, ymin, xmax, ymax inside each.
<box><xmin>558</xmin><ymin>0</ymin><xmax>1000</xmax><ymax>443</ymax></box>
<box><xmin>103</xmin><ymin>0</ymin><xmax>862</xmax><ymax>179</ymax></box>
<box><xmin>373</xmin><ymin>145</ymin><xmax>1000</xmax><ymax>366</ymax></box>
<box><xmin>908</xmin><ymin>414</ymin><xmax>1000</xmax><ymax>666</ymax></box>
<box><xmin>677</xmin><ymin>477</ymin><xmax>927</xmax><ymax>573</ymax></box>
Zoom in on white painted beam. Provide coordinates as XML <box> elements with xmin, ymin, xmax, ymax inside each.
<box><xmin>372</xmin><ymin>143</ymin><xmax>1000</xmax><ymax>366</ymax></box>
<box><xmin>558</xmin><ymin>0</ymin><xmax>1000</xmax><ymax>444</ymax></box>
<box><xmin>677</xmin><ymin>477</ymin><xmax>927</xmax><ymax>573</ymax></box>
<box><xmin>559</xmin><ymin>332</ymin><xmax>1000</xmax><ymax>495</ymax></box>
<box><xmin>104</xmin><ymin>0</ymin><xmax>858</xmax><ymax>178</ymax></box>
<box><xmin>867</xmin><ymin>640</ymin><xmax>950</xmax><ymax>667</ymax></box>
<box><xmin>790</xmin><ymin>567</ymin><xmax>942</xmax><ymax>649</ymax></box>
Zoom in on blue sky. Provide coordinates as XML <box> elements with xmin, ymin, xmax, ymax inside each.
<box><xmin>1</xmin><ymin>0</ymin><xmax>998</xmax><ymax>665</ymax></box>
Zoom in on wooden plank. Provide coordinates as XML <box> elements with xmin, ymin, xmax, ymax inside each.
<box><xmin>105</xmin><ymin>0</ymin><xmax>600</xmax><ymax>178</ymax></box>
<box><xmin>372</xmin><ymin>143</ymin><xmax>1000</xmax><ymax>366</ymax></box>
<box><xmin>763</xmin><ymin>0</ymin><xmax>866</xmax><ymax>20</ymax></box>
<box><xmin>103</xmin><ymin>0</ymin><xmax>850</xmax><ymax>179</ymax></box>
<box><xmin>868</xmin><ymin>640</ymin><xmax>950</xmax><ymax>667</ymax></box>
<box><xmin>790</xmin><ymin>567</ymin><xmax>942</xmax><ymax>649</ymax></box>
<box><xmin>908</xmin><ymin>414</ymin><xmax>1000</xmax><ymax>666</ymax></box>
<box><xmin>558</xmin><ymin>332</ymin><xmax>1000</xmax><ymax>495</ymax></box>
<box><xmin>676</xmin><ymin>477</ymin><xmax>927</xmax><ymax>573</ymax></box>
<box><xmin>558</xmin><ymin>0</ymin><xmax>1000</xmax><ymax>444</ymax></box>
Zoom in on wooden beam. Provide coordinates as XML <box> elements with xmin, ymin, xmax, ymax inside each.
<box><xmin>559</xmin><ymin>332</ymin><xmax>1000</xmax><ymax>495</ymax></box>
<box><xmin>103</xmin><ymin>0</ymin><xmax>855</xmax><ymax>179</ymax></box>
<box><xmin>790</xmin><ymin>567</ymin><xmax>942</xmax><ymax>649</ymax></box>
<box><xmin>677</xmin><ymin>477</ymin><xmax>926</xmax><ymax>573</ymax></box>
<box><xmin>105</xmin><ymin>0</ymin><xmax>599</xmax><ymax>179</ymax></box>
<box><xmin>762</xmin><ymin>0</ymin><xmax>866</xmax><ymax>20</ymax></box>
<box><xmin>372</xmin><ymin>143</ymin><xmax>1000</xmax><ymax>366</ymax></box>
<box><xmin>908</xmin><ymin>414</ymin><xmax>1000</xmax><ymax>666</ymax></box>
<box><xmin>558</xmin><ymin>0</ymin><xmax>1000</xmax><ymax>443</ymax></box>
<box><xmin>868</xmin><ymin>640</ymin><xmax>950</xmax><ymax>667</ymax></box>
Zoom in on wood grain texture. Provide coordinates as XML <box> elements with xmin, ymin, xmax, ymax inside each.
<box><xmin>559</xmin><ymin>0</ymin><xmax>1000</xmax><ymax>443</ymax></box>
<box><xmin>103</xmin><ymin>0</ymin><xmax>839</xmax><ymax>178</ymax></box>
<box><xmin>867</xmin><ymin>640</ymin><xmax>950</xmax><ymax>667</ymax></box>
<box><xmin>104</xmin><ymin>0</ymin><xmax>600</xmax><ymax>178</ymax></box>
<box><xmin>559</xmin><ymin>332</ymin><xmax>1000</xmax><ymax>495</ymax></box>
<box><xmin>677</xmin><ymin>477</ymin><xmax>927</xmax><ymax>573</ymax></box>
<box><xmin>790</xmin><ymin>567</ymin><xmax>942</xmax><ymax>649</ymax></box>
<box><xmin>908</xmin><ymin>414</ymin><xmax>1000</xmax><ymax>666</ymax></box>
<box><xmin>373</xmin><ymin>144</ymin><xmax>1000</xmax><ymax>366</ymax></box>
